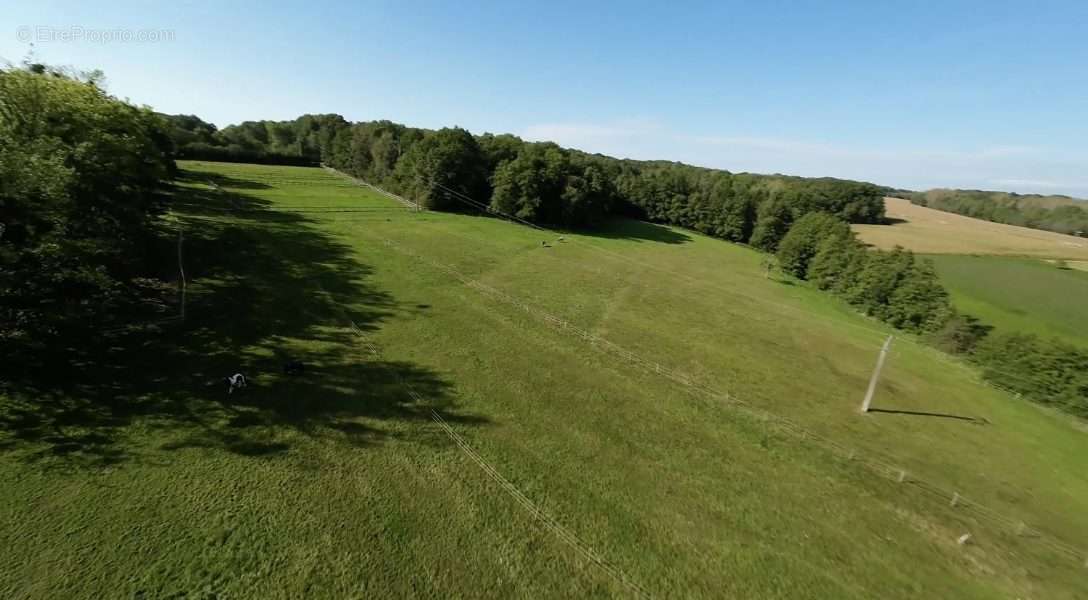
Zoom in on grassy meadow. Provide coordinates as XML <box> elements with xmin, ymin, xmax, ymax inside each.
<box><xmin>853</xmin><ymin>197</ymin><xmax>1088</xmax><ymax>259</ymax></box>
<box><xmin>927</xmin><ymin>254</ymin><xmax>1088</xmax><ymax>347</ymax></box>
<box><xmin>2</xmin><ymin>162</ymin><xmax>1087</xmax><ymax>598</ymax></box>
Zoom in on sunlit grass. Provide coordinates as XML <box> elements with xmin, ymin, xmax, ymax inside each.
<box><xmin>2</xmin><ymin>162</ymin><xmax>1085</xmax><ymax>598</ymax></box>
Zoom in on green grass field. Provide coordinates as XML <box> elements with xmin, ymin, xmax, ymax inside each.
<box><xmin>928</xmin><ymin>254</ymin><xmax>1088</xmax><ymax>347</ymax></box>
<box><xmin>2</xmin><ymin>162</ymin><xmax>1087</xmax><ymax>598</ymax></box>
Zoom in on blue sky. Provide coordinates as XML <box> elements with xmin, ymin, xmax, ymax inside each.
<box><xmin>3</xmin><ymin>1</ymin><xmax>1086</xmax><ymax>195</ymax></box>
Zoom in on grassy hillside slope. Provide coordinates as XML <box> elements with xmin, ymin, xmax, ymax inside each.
<box><xmin>2</xmin><ymin>162</ymin><xmax>1086</xmax><ymax>599</ymax></box>
<box><xmin>928</xmin><ymin>255</ymin><xmax>1088</xmax><ymax>347</ymax></box>
<box><xmin>853</xmin><ymin>197</ymin><xmax>1088</xmax><ymax>259</ymax></box>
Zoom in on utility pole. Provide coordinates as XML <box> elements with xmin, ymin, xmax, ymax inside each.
<box><xmin>860</xmin><ymin>335</ymin><xmax>893</xmax><ymax>413</ymax></box>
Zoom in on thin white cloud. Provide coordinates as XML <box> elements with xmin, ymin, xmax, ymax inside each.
<box><xmin>989</xmin><ymin>178</ymin><xmax>1088</xmax><ymax>192</ymax></box>
<box><xmin>518</xmin><ymin>119</ymin><xmax>1088</xmax><ymax>196</ymax></box>
<box><xmin>678</xmin><ymin>134</ymin><xmax>848</xmax><ymax>157</ymax></box>
<box><xmin>521</xmin><ymin>119</ymin><xmax>662</xmax><ymax>145</ymax></box>
<box><xmin>977</xmin><ymin>145</ymin><xmax>1040</xmax><ymax>158</ymax></box>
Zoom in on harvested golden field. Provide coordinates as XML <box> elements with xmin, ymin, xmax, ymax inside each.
<box><xmin>853</xmin><ymin>197</ymin><xmax>1088</xmax><ymax>259</ymax></box>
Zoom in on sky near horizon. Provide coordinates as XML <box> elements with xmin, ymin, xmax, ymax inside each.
<box><xmin>2</xmin><ymin>1</ymin><xmax>1086</xmax><ymax>196</ymax></box>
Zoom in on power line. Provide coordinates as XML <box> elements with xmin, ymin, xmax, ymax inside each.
<box><xmin>217</xmin><ymin>166</ymin><xmax>1085</xmax><ymax>566</ymax></box>
<box><xmin>425</xmin><ymin>183</ymin><xmax>1080</xmax><ymax>417</ymax></box>
<box><xmin>429</xmin><ymin>180</ymin><xmax>891</xmax><ymax>343</ymax></box>
<box><xmin>362</xmin><ymin>229</ymin><xmax>1088</xmax><ymax>566</ymax></box>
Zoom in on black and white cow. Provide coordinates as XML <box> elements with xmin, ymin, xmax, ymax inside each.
<box><xmin>224</xmin><ymin>372</ymin><xmax>247</xmax><ymax>395</ymax></box>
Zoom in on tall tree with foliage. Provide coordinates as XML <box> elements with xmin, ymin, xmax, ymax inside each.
<box><xmin>749</xmin><ymin>197</ymin><xmax>793</xmax><ymax>251</ymax></box>
<box><xmin>775</xmin><ymin>212</ymin><xmax>852</xmax><ymax>278</ymax></box>
<box><xmin>394</xmin><ymin>127</ymin><xmax>488</xmax><ymax>210</ymax></box>
<box><xmin>0</xmin><ymin>64</ymin><xmax>175</xmax><ymax>343</ymax></box>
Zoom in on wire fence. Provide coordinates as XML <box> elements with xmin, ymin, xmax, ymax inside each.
<box><xmin>240</xmin><ymin>167</ymin><xmax>1086</xmax><ymax>566</ymax></box>
<box><xmin>339</xmin><ymin>307</ymin><xmax>651</xmax><ymax>597</ymax></box>
<box><xmin>323</xmin><ymin>166</ymin><xmax>421</xmax><ymax>210</ymax></box>
<box><xmin>401</xmin><ymin>178</ymin><xmax>1081</xmax><ymax>412</ymax></box>
<box><xmin>362</xmin><ymin>228</ymin><xmax>1088</xmax><ymax>567</ymax></box>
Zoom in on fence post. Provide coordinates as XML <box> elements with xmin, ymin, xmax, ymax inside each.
<box><xmin>950</xmin><ymin>492</ymin><xmax>959</xmax><ymax>507</ymax></box>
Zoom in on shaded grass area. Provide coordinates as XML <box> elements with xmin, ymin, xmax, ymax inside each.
<box><xmin>2</xmin><ymin>162</ymin><xmax>1087</xmax><ymax>598</ymax></box>
<box><xmin>927</xmin><ymin>254</ymin><xmax>1088</xmax><ymax>347</ymax></box>
<box><xmin>0</xmin><ymin>171</ymin><xmax>469</xmax><ymax>469</ymax></box>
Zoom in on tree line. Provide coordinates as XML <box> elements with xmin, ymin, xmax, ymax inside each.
<box><xmin>1</xmin><ymin>64</ymin><xmax>176</xmax><ymax>349</ymax></box>
<box><xmin>171</xmin><ymin>113</ymin><xmax>1088</xmax><ymax>413</ymax></box>
<box><xmin>165</xmin><ymin>113</ymin><xmax>890</xmax><ymax>232</ymax></box>
<box><xmin>189</xmin><ymin>114</ymin><xmax>1088</xmax><ymax>407</ymax></box>
<box><xmin>775</xmin><ymin>214</ymin><xmax>1088</xmax><ymax>414</ymax></box>
<box><xmin>909</xmin><ymin>189</ymin><xmax>1088</xmax><ymax>238</ymax></box>
<box><xmin>4</xmin><ymin>69</ymin><xmax>1081</xmax><ymax>418</ymax></box>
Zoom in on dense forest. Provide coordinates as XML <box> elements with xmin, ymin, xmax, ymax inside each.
<box><xmin>163</xmin><ymin>113</ymin><xmax>889</xmax><ymax>230</ymax></box>
<box><xmin>1</xmin><ymin>64</ymin><xmax>1081</xmax><ymax>417</ymax></box>
<box><xmin>909</xmin><ymin>189</ymin><xmax>1088</xmax><ymax>237</ymax></box>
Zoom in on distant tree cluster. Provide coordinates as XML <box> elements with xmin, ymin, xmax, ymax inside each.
<box><xmin>1</xmin><ymin>64</ymin><xmax>175</xmax><ymax>343</ymax></box>
<box><xmin>167</xmin><ymin>114</ymin><xmax>888</xmax><ymax>238</ymax></box>
<box><xmin>775</xmin><ymin>214</ymin><xmax>951</xmax><ymax>333</ymax></box>
<box><xmin>912</xmin><ymin>189</ymin><xmax>1088</xmax><ymax>237</ymax></box>
<box><xmin>973</xmin><ymin>333</ymin><xmax>1088</xmax><ymax>417</ymax></box>
<box><xmin>162</xmin><ymin>113</ymin><xmax>348</xmax><ymax>166</ymax></box>
<box><xmin>318</xmin><ymin>120</ymin><xmax>622</xmax><ymax>227</ymax></box>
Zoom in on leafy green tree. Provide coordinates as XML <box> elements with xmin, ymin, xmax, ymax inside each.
<box><xmin>775</xmin><ymin>212</ymin><xmax>852</xmax><ymax>278</ymax></box>
<box><xmin>491</xmin><ymin>144</ymin><xmax>615</xmax><ymax>227</ymax></box>
<box><xmin>885</xmin><ymin>259</ymin><xmax>951</xmax><ymax>332</ymax></box>
<box><xmin>1</xmin><ymin>65</ymin><xmax>174</xmax><ymax>342</ymax></box>
<box><xmin>749</xmin><ymin>197</ymin><xmax>792</xmax><ymax>251</ymax></box>
<box><xmin>394</xmin><ymin>127</ymin><xmax>487</xmax><ymax>210</ymax></box>
<box><xmin>560</xmin><ymin>157</ymin><xmax>616</xmax><ymax>226</ymax></box>
<box><xmin>807</xmin><ymin>233</ymin><xmax>861</xmax><ymax>290</ymax></box>
<box><xmin>925</xmin><ymin>313</ymin><xmax>991</xmax><ymax>354</ymax></box>
<box><xmin>477</xmin><ymin>133</ymin><xmax>525</xmax><ymax>174</ymax></box>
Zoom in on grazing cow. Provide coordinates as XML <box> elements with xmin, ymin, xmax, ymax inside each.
<box><xmin>225</xmin><ymin>372</ymin><xmax>247</xmax><ymax>395</ymax></box>
<box><xmin>283</xmin><ymin>360</ymin><xmax>306</xmax><ymax>375</ymax></box>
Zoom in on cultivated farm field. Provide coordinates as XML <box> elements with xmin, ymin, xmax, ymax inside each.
<box><xmin>853</xmin><ymin>197</ymin><xmax>1088</xmax><ymax>259</ymax></box>
<box><xmin>928</xmin><ymin>254</ymin><xmax>1088</xmax><ymax>348</ymax></box>
<box><xmin>3</xmin><ymin>163</ymin><xmax>1088</xmax><ymax>598</ymax></box>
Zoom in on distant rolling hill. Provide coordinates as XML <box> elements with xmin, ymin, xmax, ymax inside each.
<box><xmin>853</xmin><ymin>197</ymin><xmax>1088</xmax><ymax>259</ymax></box>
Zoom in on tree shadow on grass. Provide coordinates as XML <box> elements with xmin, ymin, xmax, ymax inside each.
<box><xmin>0</xmin><ymin>169</ymin><xmax>486</xmax><ymax>470</ymax></box>
<box><xmin>867</xmin><ymin>408</ymin><xmax>989</xmax><ymax>425</ymax></box>
<box><xmin>880</xmin><ymin>217</ymin><xmax>909</xmax><ymax>226</ymax></box>
<box><xmin>177</xmin><ymin>169</ymin><xmax>273</xmax><ymax>190</ymax></box>
<box><xmin>590</xmin><ymin>218</ymin><xmax>692</xmax><ymax>244</ymax></box>
<box><xmin>433</xmin><ymin>198</ymin><xmax>692</xmax><ymax>245</ymax></box>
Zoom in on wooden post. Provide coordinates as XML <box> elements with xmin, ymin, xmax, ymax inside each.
<box><xmin>861</xmin><ymin>336</ymin><xmax>894</xmax><ymax>413</ymax></box>
<box><xmin>950</xmin><ymin>492</ymin><xmax>959</xmax><ymax>507</ymax></box>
